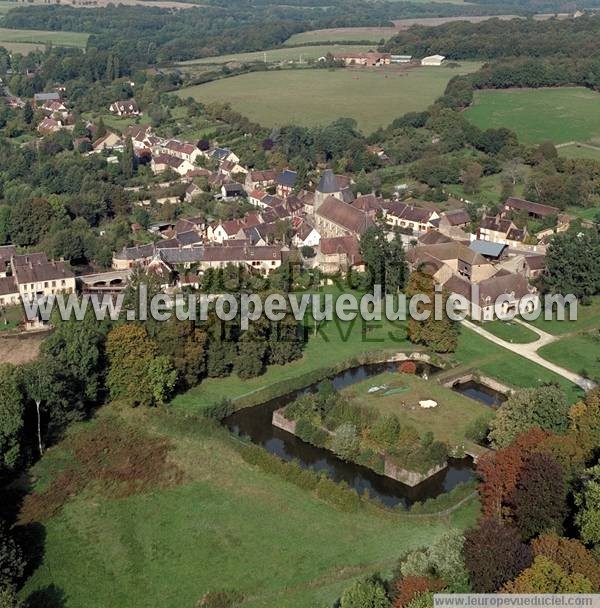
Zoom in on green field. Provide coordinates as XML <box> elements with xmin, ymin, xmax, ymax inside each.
<box><xmin>538</xmin><ymin>333</ymin><xmax>600</xmax><ymax>383</ymax></box>
<box><xmin>465</xmin><ymin>87</ymin><xmax>600</xmax><ymax>145</ymax></box>
<box><xmin>19</xmin><ymin>408</ymin><xmax>478</xmax><ymax>608</ymax></box>
<box><xmin>176</xmin><ymin>63</ymin><xmax>482</xmax><ymax>133</ymax></box>
<box><xmin>526</xmin><ymin>297</ymin><xmax>600</xmax><ymax>336</ymax></box>
<box><xmin>558</xmin><ymin>142</ymin><xmax>600</xmax><ymax>161</ymax></box>
<box><xmin>476</xmin><ymin>320</ymin><xmax>539</xmax><ymax>344</ymax></box>
<box><xmin>0</xmin><ymin>27</ymin><xmax>88</xmax><ymax>52</ymax></box>
<box><xmin>343</xmin><ymin>371</ymin><xmax>491</xmax><ymax>452</ymax></box>
<box><xmin>178</xmin><ymin>44</ymin><xmax>376</xmax><ymax>67</ymax></box>
<box><xmin>284</xmin><ymin>27</ymin><xmax>400</xmax><ymax>45</ymax></box>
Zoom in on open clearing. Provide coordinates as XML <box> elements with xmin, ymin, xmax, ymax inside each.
<box><xmin>343</xmin><ymin>371</ymin><xmax>491</xmax><ymax>450</ymax></box>
<box><xmin>0</xmin><ymin>27</ymin><xmax>88</xmax><ymax>52</ymax></box>
<box><xmin>18</xmin><ymin>408</ymin><xmax>478</xmax><ymax>608</ymax></box>
<box><xmin>176</xmin><ymin>62</ymin><xmax>481</xmax><ymax>133</ymax></box>
<box><xmin>539</xmin><ymin>333</ymin><xmax>600</xmax><ymax>384</ymax></box>
<box><xmin>177</xmin><ymin>44</ymin><xmax>376</xmax><ymax>67</ymax></box>
<box><xmin>558</xmin><ymin>142</ymin><xmax>600</xmax><ymax>162</ymax></box>
<box><xmin>465</xmin><ymin>87</ymin><xmax>600</xmax><ymax>145</ymax></box>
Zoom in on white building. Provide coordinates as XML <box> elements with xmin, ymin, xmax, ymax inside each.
<box><xmin>421</xmin><ymin>54</ymin><xmax>446</xmax><ymax>66</ymax></box>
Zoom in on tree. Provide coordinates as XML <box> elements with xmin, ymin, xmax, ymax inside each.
<box><xmin>476</xmin><ymin>427</ymin><xmax>551</xmax><ymax>519</ymax></box>
<box><xmin>511</xmin><ymin>453</ymin><xmax>567</xmax><ymax>540</ymax></box>
<box><xmin>360</xmin><ymin>224</ymin><xmax>387</xmax><ymax>291</ymax></box>
<box><xmin>106</xmin><ymin>324</ymin><xmax>175</xmax><ymax>407</ymax></box>
<box><xmin>460</xmin><ymin>161</ymin><xmax>482</xmax><ymax>194</ymax></box>
<box><xmin>22</xmin><ymin>101</ymin><xmax>33</xmax><ymax>125</ymax></box>
<box><xmin>0</xmin><ymin>365</ymin><xmax>24</xmax><ymax>472</ymax></box>
<box><xmin>532</xmin><ymin>533</ymin><xmax>600</xmax><ymax>590</ymax></box>
<box><xmin>95</xmin><ymin>117</ymin><xmax>107</xmax><ymax>140</ymax></box>
<box><xmin>331</xmin><ymin>423</ymin><xmax>360</xmax><ymax>461</ymax></box>
<box><xmin>8</xmin><ymin>197</ymin><xmax>54</xmax><ymax>247</ymax></box>
<box><xmin>0</xmin><ymin>585</ymin><xmax>20</xmax><ymax>608</ymax></box>
<box><xmin>120</xmin><ymin>135</ymin><xmax>135</xmax><ymax>178</ymax></box>
<box><xmin>406</xmin><ymin>271</ymin><xmax>458</xmax><ymax>353</ymax></box>
<box><xmin>340</xmin><ymin>576</ymin><xmax>390</xmax><ymax>608</ymax></box>
<box><xmin>392</xmin><ymin>577</ymin><xmax>443</xmax><ymax>608</ymax></box>
<box><xmin>21</xmin><ymin>360</ymin><xmax>59</xmax><ymax>456</ymax></box>
<box><xmin>575</xmin><ymin>462</ymin><xmax>600</xmax><ymax>545</ymax></box>
<box><xmin>489</xmin><ymin>386</ymin><xmax>569</xmax><ymax>449</ymax></box>
<box><xmin>503</xmin><ymin>556</ymin><xmax>592</xmax><ymax>593</ymax></box>
<box><xmin>386</xmin><ymin>230</ymin><xmax>407</xmax><ymax>293</ymax></box>
<box><xmin>0</xmin><ymin>523</ymin><xmax>24</xmax><ymax>590</ymax></box>
<box><xmin>463</xmin><ymin>518</ymin><xmax>532</xmax><ymax>592</ymax></box>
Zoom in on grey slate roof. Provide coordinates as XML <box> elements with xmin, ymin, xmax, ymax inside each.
<box><xmin>316</xmin><ymin>169</ymin><xmax>338</xmax><ymax>194</ymax></box>
<box><xmin>276</xmin><ymin>169</ymin><xmax>297</xmax><ymax>188</ymax></box>
<box><xmin>469</xmin><ymin>240</ymin><xmax>507</xmax><ymax>259</ymax></box>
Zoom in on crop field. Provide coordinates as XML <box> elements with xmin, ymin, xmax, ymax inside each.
<box><xmin>0</xmin><ymin>27</ymin><xmax>89</xmax><ymax>52</ymax></box>
<box><xmin>465</xmin><ymin>87</ymin><xmax>600</xmax><ymax>145</ymax></box>
<box><xmin>176</xmin><ymin>62</ymin><xmax>482</xmax><ymax>133</ymax></box>
<box><xmin>17</xmin><ymin>408</ymin><xmax>478</xmax><ymax>608</ymax></box>
<box><xmin>177</xmin><ymin>44</ymin><xmax>376</xmax><ymax>67</ymax></box>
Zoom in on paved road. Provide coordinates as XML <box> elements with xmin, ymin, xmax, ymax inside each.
<box><xmin>462</xmin><ymin>319</ymin><xmax>597</xmax><ymax>392</ymax></box>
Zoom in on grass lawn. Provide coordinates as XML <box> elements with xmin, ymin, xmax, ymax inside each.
<box><xmin>476</xmin><ymin>320</ymin><xmax>539</xmax><ymax>344</ymax></box>
<box><xmin>172</xmin><ymin>285</ymin><xmax>583</xmax><ymax>415</ymax></box>
<box><xmin>0</xmin><ymin>27</ymin><xmax>88</xmax><ymax>51</ymax></box>
<box><xmin>564</xmin><ymin>205</ymin><xmax>600</xmax><ymax>223</ymax></box>
<box><xmin>453</xmin><ymin>327</ymin><xmax>583</xmax><ymax>404</ymax></box>
<box><xmin>558</xmin><ymin>143</ymin><xmax>600</xmax><ymax>162</ymax></box>
<box><xmin>343</xmin><ymin>371</ymin><xmax>491</xmax><ymax>451</ymax></box>
<box><xmin>0</xmin><ymin>304</ymin><xmax>22</xmax><ymax>331</ymax></box>
<box><xmin>177</xmin><ymin>44</ymin><xmax>376</xmax><ymax>66</ymax></box>
<box><xmin>445</xmin><ymin>166</ymin><xmax>530</xmax><ymax>207</ymax></box>
<box><xmin>465</xmin><ymin>87</ymin><xmax>600</xmax><ymax>145</ymax></box>
<box><xmin>18</xmin><ymin>408</ymin><xmax>477</xmax><ymax>608</ymax></box>
<box><xmin>176</xmin><ymin>63</ymin><xmax>482</xmax><ymax>134</ymax></box>
<box><xmin>525</xmin><ymin>296</ymin><xmax>600</xmax><ymax>336</ymax></box>
<box><xmin>538</xmin><ymin>333</ymin><xmax>600</xmax><ymax>383</ymax></box>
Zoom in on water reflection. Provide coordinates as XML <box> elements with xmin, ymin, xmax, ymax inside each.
<box><xmin>225</xmin><ymin>362</ymin><xmax>476</xmax><ymax>508</ymax></box>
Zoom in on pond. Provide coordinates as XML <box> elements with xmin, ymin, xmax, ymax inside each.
<box><xmin>225</xmin><ymin>361</ymin><xmax>476</xmax><ymax>508</ymax></box>
<box><xmin>452</xmin><ymin>380</ymin><xmax>506</xmax><ymax>408</ymax></box>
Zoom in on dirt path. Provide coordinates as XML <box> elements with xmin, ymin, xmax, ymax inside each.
<box><xmin>0</xmin><ymin>332</ymin><xmax>45</xmax><ymax>365</ymax></box>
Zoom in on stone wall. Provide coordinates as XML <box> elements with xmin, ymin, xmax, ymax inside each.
<box><xmin>384</xmin><ymin>459</ymin><xmax>447</xmax><ymax>487</ymax></box>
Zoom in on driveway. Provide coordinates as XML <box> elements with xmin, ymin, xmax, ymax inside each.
<box><xmin>462</xmin><ymin>319</ymin><xmax>596</xmax><ymax>392</ymax></box>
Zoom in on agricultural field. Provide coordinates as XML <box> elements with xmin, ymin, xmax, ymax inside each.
<box><xmin>176</xmin><ymin>62</ymin><xmax>482</xmax><ymax>133</ymax></box>
<box><xmin>465</xmin><ymin>87</ymin><xmax>600</xmax><ymax>145</ymax></box>
<box><xmin>17</xmin><ymin>408</ymin><xmax>478</xmax><ymax>608</ymax></box>
<box><xmin>342</xmin><ymin>371</ymin><xmax>491</xmax><ymax>451</ymax></box>
<box><xmin>283</xmin><ymin>15</ymin><xmax>520</xmax><ymax>46</ymax></box>
<box><xmin>177</xmin><ymin>44</ymin><xmax>376</xmax><ymax>67</ymax></box>
<box><xmin>0</xmin><ymin>27</ymin><xmax>88</xmax><ymax>52</ymax></box>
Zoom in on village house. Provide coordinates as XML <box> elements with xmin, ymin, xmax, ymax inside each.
<box><xmin>219</xmin><ymin>159</ymin><xmax>248</xmax><ymax>178</ymax></box>
<box><xmin>33</xmin><ymin>91</ymin><xmax>60</xmax><ymax>106</ymax></box>
<box><xmin>406</xmin><ymin>241</ymin><xmax>497</xmax><ymax>285</ymax></box>
<box><xmin>92</xmin><ymin>131</ymin><xmax>124</xmax><ymax>154</ymax></box>
<box><xmin>112</xmin><ymin>243</ymin><xmax>156</xmax><ymax>270</ymax></box>
<box><xmin>151</xmin><ymin>154</ymin><xmax>195</xmax><ymax>176</ymax></box>
<box><xmin>385</xmin><ymin>202</ymin><xmax>440</xmax><ymax>234</ymax></box>
<box><xmin>0</xmin><ymin>276</ymin><xmax>19</xmax><ymax>307</ymax></box>
<box><xmin>123</xmin><ymin>125</ymin><xmax>155</xmax><ymax>152</ymax></box>
<box><xmin>445</xmin><ymin>272</ymin><xmax>539</xmax><ymax>321</ymax></box>
<box><xmin>317</xmin><ymin>236</ymin><xmax>364</xmax><ymax>274</ymax></box>
<box><xmin>248</xmin><ymin>189</ymin><xmax>270</xmax><ymax>208</ymax></box>
<box><xmin>109</xmin><ymin>99</ymin><xmax>140</xmax><ymax>117</ymax></box>
<box><xmin>438</xmin><ymin>209</ymin><xmax>471</xmax><ymax>239</ymax></box>
<box><xmin>184</xmin><ymin>183</ymin><xmax>202</xmax><ymax>203</ymax></box>
<box><xmin>501</xmin><ymin>197</ymin><xmax>559</xmax><ymax>221</ymax></box>
<box><xmin>275</xmin><ymin>169</ymin><xmax>297</xmax><ymax>198</ymax></box>
<box><xmin>221</xmin><ymin>183</ymin><xmax>247</xmax><ymax>200</ymax></box>
<box><xmin>37</xmin><ymin>117</ymin><xmax>69</xmax><ymax>135</ymax></box>
<box><xmin>157</xmin><ymin>139</ymin><xmax>202</xmax><ymax>165</ymax></box>
<box><xmin>208</xmin><ymin>147</ymin><xmax>239</xmax><ymax>165</ymax></box>
<box><xmin>12</xmin><ymin>253</ymin><xmax>75</xmax><ymax>302</ymax></box>
<box><xmin>478</xmin><ymin>215</ymin><xmax>528</xmax><ymax>247</ymax></box>
<box><xmin>291</xmin><ymin>219</ymin><xmax>320</xmax><ymax>249</ymax></box>
<box><xmin>333</xmin><ymin>52</ymin><xmax>391</xmax><ymax>67</ymax></box>
<box><xmin>0</xmin><ymin>245</ymin><xmax>16</xmax><ymax>278</ymax></box>
<box><xmin>41</xmin><ymin>99</ymin><xmax>69</xmax><ymax>120</ymax></box>
<box><xmin>245</xmin><ymin>169</ymin><xmax>278</xmax><ymax>192</ymax></box>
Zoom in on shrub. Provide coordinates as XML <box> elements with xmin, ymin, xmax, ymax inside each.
<box><xmin>330</xmin><ymin>423</ymin><xmax>361</xmax><ymax>461</ymax></box>
<box><xmin>399</xmin><ymin>361</ymin><xmax>417</xmax><ymax>374</ymax></box>
<box><xmin>465</xmin><ymin>413</ymin><xmax>494</xmax><ymax>444</ymax></box>
<box><xmin>295</xmin><ymin>418</ymin><xmax>328</xmax><ymax>447</ymax></box>
<box><xmin>197</xmin><ymin>589</ymin><xmax>244</xmax><ymax>607</ymax></box>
